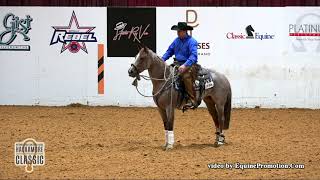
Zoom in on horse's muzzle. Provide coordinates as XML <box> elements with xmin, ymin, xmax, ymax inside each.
<box><xmin>128</xmin><ymin>64</ymin><xmax>138</xmax><ymax>78</ymax></box>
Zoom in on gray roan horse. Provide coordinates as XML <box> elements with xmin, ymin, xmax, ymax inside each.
<box><xmin>128</xmin><ymin>46</ymin><xmax>232</xmax><ymax>150</ymax></box>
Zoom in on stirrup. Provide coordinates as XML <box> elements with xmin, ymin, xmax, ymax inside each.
<box><xmin>182</xmin><ymin>102</ymin><xmax>197</xmax><ymax>112</ymax></box>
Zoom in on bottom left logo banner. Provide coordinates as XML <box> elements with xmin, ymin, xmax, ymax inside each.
<box><xmin>14</xmin><ymin>138</ymin><xmax>45</xmax><ymax>173</ymax></box>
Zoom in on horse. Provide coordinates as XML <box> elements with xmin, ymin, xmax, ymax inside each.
<box><xmin>128</xmin><ymin>46</ymin><xmax>232</xmax><ymax>151</ymax></box>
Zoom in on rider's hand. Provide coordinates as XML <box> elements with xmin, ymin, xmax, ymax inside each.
<box><xmin>178</xmin><ymin>64</ymin><xmax>188</xmax><ymax>73</ymax></box>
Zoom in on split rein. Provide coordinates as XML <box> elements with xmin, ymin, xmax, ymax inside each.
<box><xmin>131</xmin><ymin>64</ymin><xmax>179</xmax><ymax>98</ymax></box>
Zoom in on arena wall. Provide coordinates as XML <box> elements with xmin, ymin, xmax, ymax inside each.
<box><xmin>0</xmin><ymin>7</ymin><xmax>319</xmax><ymax>108</ymax></box>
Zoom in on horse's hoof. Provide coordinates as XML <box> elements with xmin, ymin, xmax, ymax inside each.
<box><xmin>161</xmin><ymin>143</ymin><xmax>168</xmax><ymax>150</ymax></box>
<box><xmin>213</xmin><ymin>141</ymin><xmax>224</xmax><ymax>148</ymax></box>
<box><xmin>165</xmin><ymin>144</ymin><xmax>174</xmax><ymax>151</ymax></box>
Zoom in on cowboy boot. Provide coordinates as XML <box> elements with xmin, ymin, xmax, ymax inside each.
<box><xmin>181</xmin><ymin>69</ymin><xmax>198</xmax><ymax>109</ymax></box>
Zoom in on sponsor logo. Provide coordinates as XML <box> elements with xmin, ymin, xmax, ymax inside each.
<box><xmin>226</xmin><ymin>25</ymin><xmax>275</xmax><ymax>40</ymax></box>
<box><xmin>197</xmin><ymin>42</ymin><xmax>211</xmax><ymax>56</ymax></box>
<box><xmin>0</xmin><ymin>13</ymin><xmax>32</xmax><ymax>51</ymax></box>
<box><xmin>15</xmin><ymin>138</ymin><xmax>45</xmax><ymax>173</ymax></box>
<box><xmin>113</xmin><ymin>21</ymin><xmax>150</xmax><ymax>43</ymax></box>
<box><xmin>289</xmin><ymin>24</ymin><xmax>320</xmax><ymax>36</ymax></box>
<box><xmin>186</xmin><ymin>9</ymin><xmax>211</xmax><ymax>56</ymax></box>
<box><xmin>107</xmin><ymin>8</ymin><xmax>156</xmax><ymax>57</ymax></box>
<box><xmin>289</xmin><ymin>13</ymin><xmax>320</xmax><ymax>52</ymax></box>
<box><xmin>186</xmin><ymin>9</ymin><xmax>199</xmax><ymax>36</ymax></box>
<box><xmin>50</xmin><ymin>11</ymin><xmax>97</xmax><ymax>54</ymax></box>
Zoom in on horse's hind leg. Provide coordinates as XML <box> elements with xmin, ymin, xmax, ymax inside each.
<box><xmin>203</xmin><ymin>97</ymin><xmax>219</xmax><ymax>128</ymax></box>
<box><xmin>215</xmin><ymin>103</ymin><xmax>226</xmax><ymax>146</ymax></box>
<box><xmin>204</xmin><ymin>96</ymin><xmax>225</xmax><ymax>147</ymax></box>
<box><xmin>204</xmin><ymin>97</ymin><xmax>223</xmax><ymax>146</ymax></box>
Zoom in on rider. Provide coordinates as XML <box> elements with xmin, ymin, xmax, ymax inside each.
<box><xmin>161</xmin><ymin>22</ymin><xmax>199</xmax><ymax>108</ymax></box>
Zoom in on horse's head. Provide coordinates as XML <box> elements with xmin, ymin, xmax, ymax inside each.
<box><xmin>128</xmin><ymin>46</ymin><xmax>153</xmax><ymax>78</ymax></box>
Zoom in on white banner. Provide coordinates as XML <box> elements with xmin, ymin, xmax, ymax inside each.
<box><xmin>0</xmin><ymin>7</ymin><xmax>319</xmax><ymax>108</ymax></box>
<box><xmin>157</xmin><ymin>7</ymin><xmax>320</xmax><ymax>108</ymax></box>
<box><xmin>0</xmin><ymin>7</ymin><xmax>106</xmax><ymax>105</ymax></box>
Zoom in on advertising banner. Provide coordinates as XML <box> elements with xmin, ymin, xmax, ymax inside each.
<box><xmin>0</xmin><ymin>6</ymin><xmax>319</xmax><ymax>108</ymax></box>
<box><xmin>107</xmin><ymin>7</ymin><xmax>156</xmax><ymax>57</ymax></box>
<box><xmin>0</xmin><ymin>7</ymin><xmax>106</xmax><ymax>105</ymax></box>
<box><xmin>287</xmin><ymin>7</ymin><xmax>320</xmax><ymax>54</ymax></box>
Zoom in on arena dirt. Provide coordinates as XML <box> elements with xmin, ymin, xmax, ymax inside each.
<box><xmin>0</xmin><ymin>106</ymin><xmax>319</xmax><ymax>179</ymax></box>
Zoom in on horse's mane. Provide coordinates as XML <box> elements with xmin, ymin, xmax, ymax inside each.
<box><xmin>148</xmin><ymin>49</ymin><xmax>170</xmax><ymax>68</ymax></box>
<box><xmin>146</xmin><ymin>49</ymin><xmax>173</xmax><ymax>78</ymax></box>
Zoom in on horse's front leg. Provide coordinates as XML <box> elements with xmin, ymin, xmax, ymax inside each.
<box><xmin>157</xmin><ymin>108</ymin><xmax>169</xmax><ymax>149</ymax></box>
<box><xmin>164</xmin><ymin>106</ymin><xmax>175</xmax><ymax>151</ymax></box>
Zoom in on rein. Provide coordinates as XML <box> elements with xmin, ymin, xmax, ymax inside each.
<box><xmin>131</xmin><ymin>55</ymin><xmax>178</xmax><ymax>116</ymax></box>
<box><xmin>131</xmin><ymin>62</ymin><xmax>178</xmax><ymax>98</ymax></box>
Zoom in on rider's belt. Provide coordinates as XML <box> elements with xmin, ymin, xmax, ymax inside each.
<box><xmin>173</xmin><ymin>58</ymin><xmax>197</xmax><ymax>66</ymax></box>
<box><xmin>173</xmin><ymin>58</ymin><xmax>186</xmax><ymax>65</ymax></box>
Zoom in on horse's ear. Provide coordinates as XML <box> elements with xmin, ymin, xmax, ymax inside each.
<box><xmin>143</xmin><ymin>46</ymin><xmax>149</xmax><ymax>52</ymax></box>
<box><xmin>139</xmin><ymin>41</ymin><xmax>146</xmax><ymax>49</ymax></box>
<box><xmin>135</xmin><ymin>41</ymin><xmax>148</xmax><ymax>53</ymax></box>
<box><xmin>136</xmin><ymin>42</ymin><xmax>142</xmax><ymax>50</ymax></box>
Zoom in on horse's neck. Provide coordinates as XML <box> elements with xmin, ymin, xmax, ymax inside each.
<box><xmin>147</xmin><ymin>55</ymin><xmax>171</xmax><ymax>89</ymax></box>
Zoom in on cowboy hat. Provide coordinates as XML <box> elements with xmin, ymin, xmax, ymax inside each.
<box><xmin>171</xmin><ymin>22</ymin><xmax>193</xmax><ymax>31</ymax></box>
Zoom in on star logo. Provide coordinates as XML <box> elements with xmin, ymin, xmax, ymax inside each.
<box><xmin>50</xmin><ymin>11</ymin><xmax>97</xmax><ymax>54</ymax></box>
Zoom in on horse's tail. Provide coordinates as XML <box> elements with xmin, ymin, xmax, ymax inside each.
<box><xmin>223</xmin><ymin>90</ymin><xmax>232</xmax><ymax>130</ymax></box>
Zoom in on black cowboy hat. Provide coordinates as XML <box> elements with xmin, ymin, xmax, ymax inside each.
<box><xmin>171</xmin><ymin>22</ymin><xmax>193</xmax><ymax>31</ymax></box>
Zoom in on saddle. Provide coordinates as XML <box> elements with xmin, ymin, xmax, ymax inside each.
<box><xmin>171</xmin><ymin>63</ymin><xmax>215</xmax><ymax>110</ymax></box>
<box><xmin>193</xmin><ymin>64</ymin><xmax>215</xmax><ymax>91</ymax></box>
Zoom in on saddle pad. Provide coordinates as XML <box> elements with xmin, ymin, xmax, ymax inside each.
<box><xmin>198</xmin><ymin>69</ymin><xmax>215</xmax><ymax>90</ymax></box>
<box><xmin>205</xmin><ymin>81</ymin><xmax>214</xmax><ymax>89</ymax></box>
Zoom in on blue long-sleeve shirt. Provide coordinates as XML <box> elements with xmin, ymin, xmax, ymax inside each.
<box><xmin>162</xmin><ymin>34</ymin><xmax>198</xmax><ymax>67</ymax></box>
